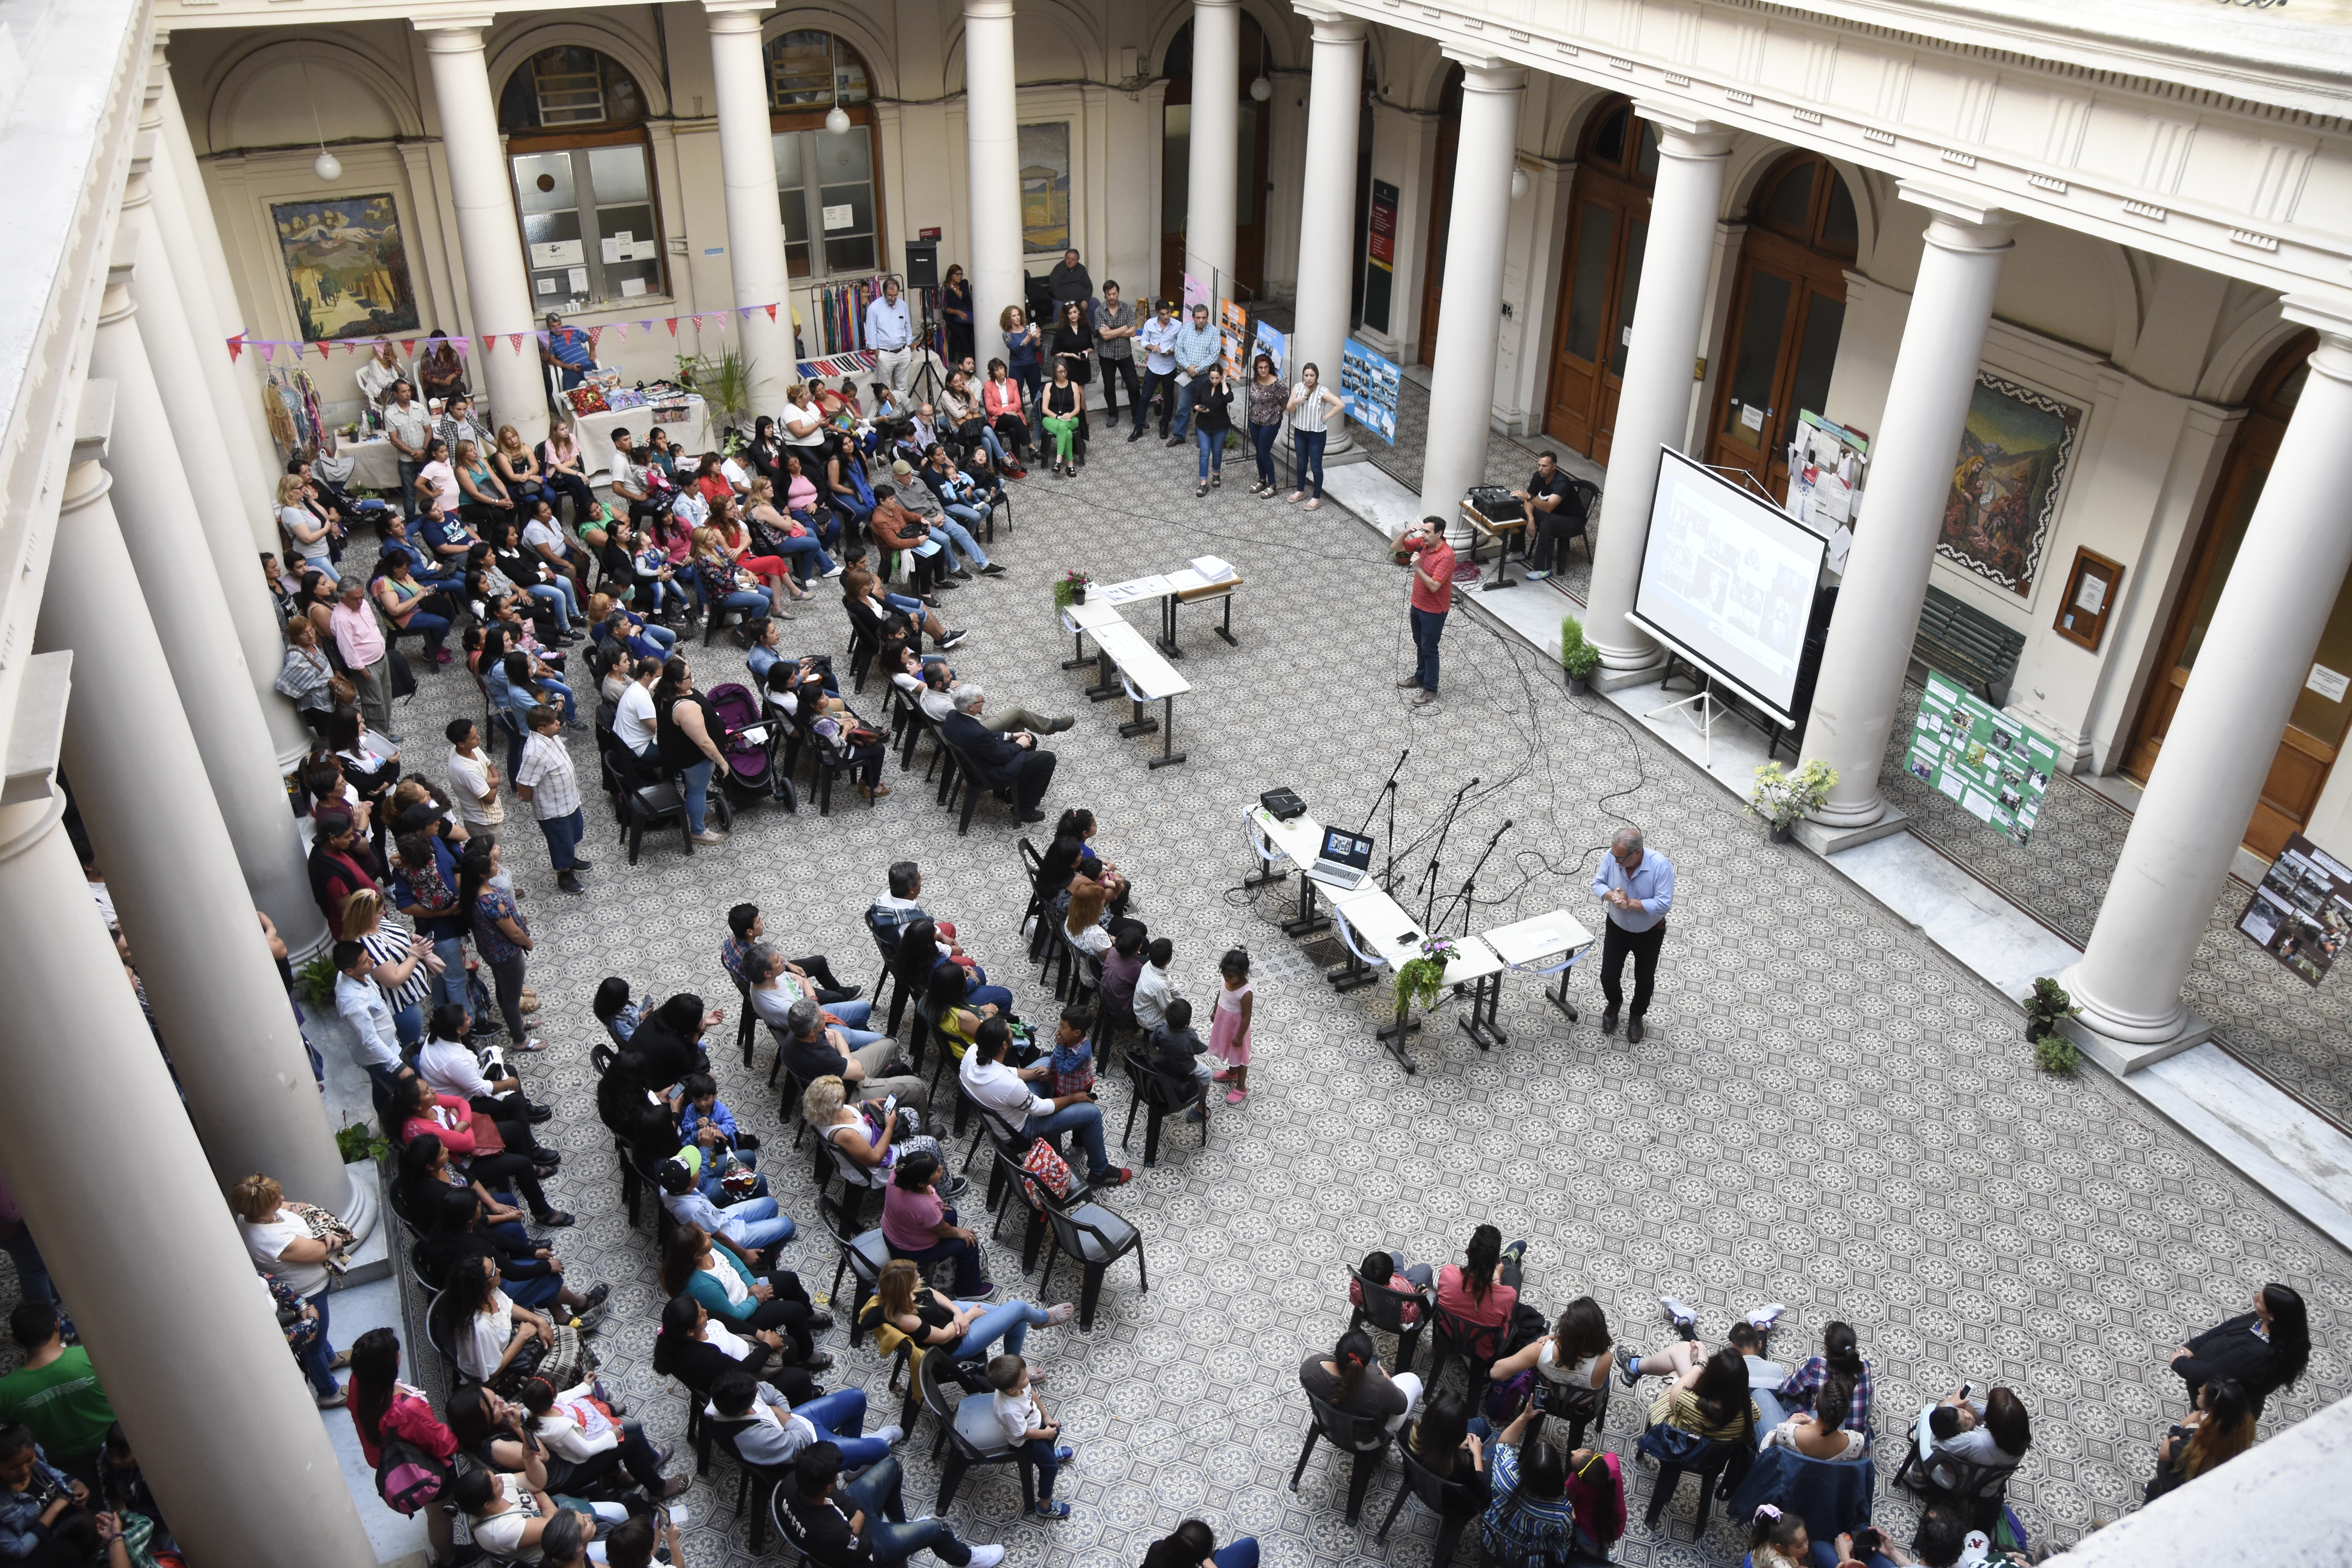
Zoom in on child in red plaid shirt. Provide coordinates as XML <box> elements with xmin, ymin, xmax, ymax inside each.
<box><xmin>1046</xmin><ymin>1004</ymin><xmax>1096</xmax><ymax>1096</ymax></box>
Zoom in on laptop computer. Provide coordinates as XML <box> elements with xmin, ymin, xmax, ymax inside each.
<box><xmin>1307</xmin><ymin>828</ymin><xmax>1376</xmax><ymax>890</ymax></box>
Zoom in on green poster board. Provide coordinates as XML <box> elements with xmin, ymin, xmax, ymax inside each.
<box><xmin>1905</xmin><ymin>671</ymin><xmax>2060</xmax><ymax>845</ymax></box>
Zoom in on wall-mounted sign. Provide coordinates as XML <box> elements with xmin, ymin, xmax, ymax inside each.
<box><xmin>2238</xmin><ymin>832</ymin><xmax>2352</xmax><ymax>986</ymax></box>
<box><xmin>1905</xmin><ymin>671</ymin><xmax>2059</xmax><ymax>846</ymax></box>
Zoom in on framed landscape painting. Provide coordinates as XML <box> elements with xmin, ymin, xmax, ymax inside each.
<box><xmin>1936</xmin><ymin>371</ymin><xmax>2083</xmax><ymax>598</ymax></box>
<box><xmin>272</xmin><ymin>194</ymin><xmax>421</xmax><ymax>342</ymax></box>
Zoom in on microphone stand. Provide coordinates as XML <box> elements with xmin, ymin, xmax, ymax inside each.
<box><xmin>1358</xmin><ymin>748</ymin><xmax>1408</xmax><ymax>894</ymax></box>
<box><xmin>1417</xmin><ymin>777</ymin><xmax>1477</xmax><ymax>935</ymax></box>
<box><xmin>1439</xmin><ymin>821</ymin><xmax>1512</xmax><ymax>1050</ymax></box>
<box><xmin>1436</xmin><ymin>820</ymin><xmax>1510</xmax><ymax>940</ymax></box>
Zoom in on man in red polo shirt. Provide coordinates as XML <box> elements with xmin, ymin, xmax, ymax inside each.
<box><xmin>1394</xmin><ymin>515</ymin><xmax>1456</xmax><ymax>705</ymax></box>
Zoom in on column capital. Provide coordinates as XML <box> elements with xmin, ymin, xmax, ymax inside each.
<box><xmin>1440</xmin><ymin>49</ymin><xmax>1528</xmax><ymax>93</ymax></box>
<box><xmin>703</xmin><ymin>0</ymin><xmax>774</xmax><ymax>28</ymax></box>
<box><xmin>0</xmin><ymin>655</ymin><xmax>69</xmax><ymax>861</ymax></box>
<box><xmin>1896</xmin><ymin>181</ymin><xmax>2018</xmax><ymax>247</ymax></box>
<box><xmin>2281</xmin><ymin>296</ymin><xmax>2352</xmax><ymax>381</ymax></box>
<box><xmin>1633</xmin><ymin>102</ymin><xmax>1734</xmax><ymax>157</ymax></box>
<box><xmin>964</xmin><ymin>0</ymin><xmax>1015</xmax><ymax>17</ymax></box>
<box><xmin>1294</xmin><ymin>2</ymin><xmax>1368</xmax><ymax>38</ymax></box>
<box><xmin>417</xmin><ymin>20</ymin><xmax>496</xmax><ymax>50</ymax></box>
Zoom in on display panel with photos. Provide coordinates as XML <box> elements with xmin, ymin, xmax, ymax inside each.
<box><xmin>2238</xmin><ymin>833</ymin><xmax>2352</xmax><ymax>986</ymax></box>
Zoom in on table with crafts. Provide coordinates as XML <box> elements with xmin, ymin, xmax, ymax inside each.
<box><xmin>565</xmin><ymin>392</ymin><xmax>716</xmax><ymax>483</ymax></box>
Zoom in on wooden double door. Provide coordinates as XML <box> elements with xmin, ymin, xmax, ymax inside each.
<box><xmin>1542</xmin><ymin>101</ymin><xmax>1655</xmax><ymax>459</ymax></box>
<box><xmin>2126</xmin><ymin>331</ymin><xmax>2352</xmax><ymax>857</ymax></box>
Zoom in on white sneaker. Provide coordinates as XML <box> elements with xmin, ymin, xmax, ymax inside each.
<box><xmin>968</xmin><ymin>1547</ymin><xmax>1007</xmax><ymax>1568</ymax></box>
<box><xmin>1660</xmin><ymin>1296</ymin><xmax>1698</xmax><ymax>1332</ymax></box>
<box><xmin>873</xmin><ymin>1423</ymin><xmax>906</xmax><ymax>1446</ymax></box>
<box><xmin>1745</xmin><ymin>1303</ymin><xmax>1787</xmax><ymax>1330</ymax></box>
<box><xmin>823</xmin><ymin>564</ymin><xmax>846</xmax><ymax>578</ymax></box>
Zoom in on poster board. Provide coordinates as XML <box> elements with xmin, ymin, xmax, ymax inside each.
<box><xmin>1218</xmin><ymin>298</ymin><xmax>1249</xmax><ymax>380</ymax></box>
<box><xmin>1254</xmin><ymin>319</ymin><xmax>1287</xmax><ymax>377</ymax></box>
<box><xmin>1786</xmin><ymin>410</ymin><xmax>1867</xmax><ymax>572</ymax></box>
<box><xmin>1341</xmin><ymin>337</ymin><xmax>1399</xmax><ymax>444</ymax></box>
<box><xmin>1904</xmin><ymin>671</ymin><xmax>2059</xmax><ymax>845</ymax></box>
<box><xmin>2237</xmin><ymin>833</ymin><xmax>2352</xmax><ymax>986</ymax></box>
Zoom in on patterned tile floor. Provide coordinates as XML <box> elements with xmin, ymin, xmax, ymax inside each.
<box><xmin>9</xmin><ymin>419</ymin><xmax>2349</xmax><ymax>1568</ymax></box>
<box><xmin>321</xmin><ymin>423</ymin><xmax>2352</xmax><ymax>1568</ymax></box>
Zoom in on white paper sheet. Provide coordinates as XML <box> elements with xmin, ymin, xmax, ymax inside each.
<box><xmin>535</xmin><ymin>278</ymin><xmax>558</xmax><ymax>295</ymax></box>
<box><xmin>567</xmin><ymin>267</ymin><xmax>590</xmax><ymax>292</ymax></box>
<box><xmin>601</xmin><ymin>237</ymin><xmax>623</xmax><ymax>264</ymax></box>
<box><xmin>530</xmin><ymin>240</ymin><xmax>585</xmax><ymax>267</ymax></box>
<box><xmin>621</xmin><ymin>278</ymin><xmax>648</xmax><ymax>298</ymax></box>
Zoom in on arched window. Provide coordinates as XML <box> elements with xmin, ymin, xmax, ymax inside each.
<box><xmin>767</xmin><ymin>31</ymin><xmax>880</xmax><ymax>279</ymax></box>
<box><xmin>501</xmin><ymin>47</ymin><xmax>667</xmax><ymax>310</ymax></box>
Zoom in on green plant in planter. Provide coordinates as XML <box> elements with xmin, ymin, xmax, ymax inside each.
<box><xmin>1747</xmin><ymin>758</ymin><xmax>1838</xmax><ymax>831</ymax></box>
<box><xmin>1392</xmin><ymin>934</ymin><xmax>1457</xmax><ymax>1014</ymax></box>
<box><xmin>1052</xmin><ymin>570</ymin><xmax>1093</xmax><ymax>611</ymax></box>
<box><xmin>2025</xmin><ymin>976</ymin><xmax>2080</xmax><ymax>1074</ymax></box>
<box><xmin>1559</xmin><ymin>616</ymin><xmax>1602</xmax><ymax>683</ymax></box>
<box><xmin>675</xmin><ymin>347</ymin><xmax>757</xmax><ymax>432</ymax></box>
<box><xmin>294</xmin><ymin>950</ymin><xmax>339</xmax><ymax>1008</ymax></box>
<box><xmin>334</xmin><ymin>1117</ymin><xmax>391</xmax><ymax>1166</ymax></box>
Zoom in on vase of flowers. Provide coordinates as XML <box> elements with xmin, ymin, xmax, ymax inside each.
<box><xmin>1747</xmin><ymin>759</ymin><xmax>1837</xmax><ymax>842</ymax></box>
<box><xmin>1392</xmin><ymin>933</ymin><xmax>1457</xmax><ymax>1014</ymax></box>
<box><xmin>1054</xmin><ymin>569</ymin><xmax>1092</xmax><ymax>610</ymax></box>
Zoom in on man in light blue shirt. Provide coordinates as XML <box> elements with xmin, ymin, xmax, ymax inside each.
<box><xmin>1590</xmin><ymin>827</ymin><xmax>1673</xmax><ymax>1042</ymax></box>
<box><xmin>334</xmin><ymin>943</ymin><xmax>405</xmax><ymax>1094</ymax></box>
<box><xmin>1134</xmin><ymin>300</ymin><xmax>1181</xmax><ymax>439</ymax></box>
<box><xmin>1166</xmin><ymin>303</ymin><xmax>1222</xmax><ymax>445</ymax></box>
<box><xmin>864</xmin><ymin>278</ymin><xmax>916</xmax><ymax>397</ymax></box>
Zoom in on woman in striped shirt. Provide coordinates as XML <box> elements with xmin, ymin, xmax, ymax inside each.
<box><xmin>1285</xmin><ymin>362</ymin><xmax>1346</xmax><ymax>510</ymax></box>
<box><xmin>341</xmin><ymin>887</ymin><xmax>436</xmax><ymax>1049</ymax></box>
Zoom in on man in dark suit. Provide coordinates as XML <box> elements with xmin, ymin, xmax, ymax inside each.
<box><xmin>940</xmin><ymin>684</ymin><xmax>1056</xmax><ymax>824</ymax></box>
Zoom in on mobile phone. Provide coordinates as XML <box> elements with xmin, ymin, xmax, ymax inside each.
<box><xmin>1959</xmin><ymin>1383</ymin><xmax>1971</xmax><ymax>1399</ymax></box>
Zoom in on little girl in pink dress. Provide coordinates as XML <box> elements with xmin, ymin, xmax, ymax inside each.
<box><xmin>1208</xmin><ymin>948</ymin><xmax>1254</xmax><ymax>1103</ymax></box>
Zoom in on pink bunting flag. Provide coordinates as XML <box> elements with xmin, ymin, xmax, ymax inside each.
<box><xmin>509</xmin><ymin>333</ymin><xmax>524</xmax><ymax>354</ymax></box>
<box><xmin>259</xmin><ymin>343</ymin><xmax>276</xmax><ymax>363</ymax></box>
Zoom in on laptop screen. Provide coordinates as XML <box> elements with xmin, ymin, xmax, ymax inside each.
<box><xmin>1319</xmin><ymin>829</ymin><xmax>1374</xmax><ymax>869</ymax></box>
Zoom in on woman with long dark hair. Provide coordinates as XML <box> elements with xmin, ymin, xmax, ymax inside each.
<box><xmin>650</xmin><ymin>1292</ymin><xmax>819</xmax><ymax>1404</ymax></box>
<box><xmin>1436</xmin><ymin>1223</ymin><xmax>1525</xmax><ymax>1333</ymax></box>
<box><xmin>1142</xmin><ymin>1519</ymin><xmax>1261</xmax><ymax>1568</ymax></box>
<box><xmin>1651</xmin><ymin>1345</ymin><xmax>1757</xmax><ymax>1446</ymax></box>
<box><xmin>346</xmin><ymin>1328</ymin><xmax>459</xmax><ymax>1560</ymax></box>
<box><xmin>1299</xmin><ymin>1326</ymin><xmax>1422</xmax><ymax>1441</ymax></box>
<box><xmin>654</xmin><ymin>653</ymin><xmax>731</xmax><ymax>844</ymax></box>
<box><xmin>2172</xmin><ymin>1282</ymin><xmax>2310</xmax><ymax>1417</ymax></box>
<box><xmin>941</xmin><ymin>263</ymin><xmax>976</xmax><ymax>366</ymax></box>
<box><xmin>657</xmin><ymin>1223</ymin><xmax>829</xmax><ymax>1371</ymax></box>
<box><xmin>1040</xmin><ymin>362</ymin><xmax>1083</xmax><ymax>478</ymax></box>
<box><xmin>1492</xmin><ymin>1296</ymin><xmax>1615</xmax><ymax>1396</ymax></box>
<box><xmin>1407</xmin><ymin>1385</ymin><xmax>1490</xmax><ymax>1500</ymax></box>
<box><xmin>1243</xmin><ymin>351</ymin><xmax>1285</xmax><ymax>497</ymax></box>
<box><xmin>457</xmin><ymin>837</ymin><xmax>543</xmax><ymax>1054</ymax></box>
<box><xmin>2146</xmin><ymin>1376</ymin><xmax>2257</xmax><ymax>1503</ymax></box>
<box><xmin>1771</xmin><ymin>1319</ymin><xmax>1874</xmax><ymax>1438</ymax></box>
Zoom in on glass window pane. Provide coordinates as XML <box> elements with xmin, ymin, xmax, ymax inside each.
<box><xmin>813</xmin><ymin>125</ymin><xmax>871</xmax><ymax>184</ymax></box>
<box><xmin>1590</xmin><ymin>106</ymin><xmax>1627</xmax><ymax>169</ymax></box>
<box><xmin>1822</xmin><ymin>174</ymin><xmax>1858</xmax><ymax>255</ymax></box>
<box><xmin>1721</xmin><ymin>270</ymin><xmax>1793</xmax><ymax>444</ymax></box>
<box><xmin>586</xmin><ymin>144</ymin><xmax>649</xmax><ymax>204</ymax></box>
<box><xmin>1609</xmin><ymin>216</ymin><xmax>1648</xmax><ymax>377</ymax></box>
<box><xmin>532</xmin><ymin>49</ymin><xmax>606</xmax><ymax>127</ymax></box>
<box><xmin>768</xmin><ymin>31</ymin><xmax>836</xmax><ymax>109</ymax></box>
<box><xmin>1763</xmin><ymin>162</ymin><xmax>1815</xmax><ymax>234</ymax></box>
<box><xmin>773</xmin><ymin>131</ymin><xmax>805</xmax><ymax>194</ymax></box>
<box><xmin>1788</xmin><ymin>292</ymin><xmax>1845</xmax><ymax>430</ymax></box>
<box><xmin>514</xmin><ymin>152</ymin><xmax>575</xmax><ymax>214</ymax></box>
<box><xmin>826</xmin><ymin>234</ymin><xmax>877</xmax><ymax>274</ymax></box>
<box><xmin>1563</xmin><ymin>202</ymin><xmax>1616</xmax><ymax>363</ymax></box>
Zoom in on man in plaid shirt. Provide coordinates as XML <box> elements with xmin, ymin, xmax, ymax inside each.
<box><xmin>1480</xmin><ymin>1403</ymin><xmax>1582</xmax><ymax>1567</ymax></box>
<box><xmin>513</xmin><ymin>704</ymin><xmax>588</xmax><ymax>895</ymax></box>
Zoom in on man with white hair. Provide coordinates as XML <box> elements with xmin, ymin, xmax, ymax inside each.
<box><xmin>1590</xmin><ymin>827</ymin><xmax>1674</xmax><ymax>1043</ymax></box>
<box><xmin>939</xmin><ymin>684</ymin><xmax>1057</xmax><ymax>824</ymax></box>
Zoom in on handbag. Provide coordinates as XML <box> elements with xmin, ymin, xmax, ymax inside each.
<box><xmin>388</xmin><ymin>647</ymin><xmax>417</xmax><ymax>699</ymax></box>
<box><xmin>1635</xmin><ymin>1420</ymin><xmax>1712</xmax><ymax>1465</ymax></box>
<box><xmin>284</xmin><ymin>1200</ymin><xmax>358</xmax><ymax>1255</ymax></box>
<box><xmin>1020</xmin><ymin>1136</ymin><xmax>1075</xmax><ymax>1211</ymax></box>
<box><xmin>490</xmin><ymin>1319</ymin><xmax>589</xmax><ymax>1398</ymax></box>
<box><xmin>328</xmin><ymin>673</ymin><xmax>359</xmax><ymax>710</ymax></box>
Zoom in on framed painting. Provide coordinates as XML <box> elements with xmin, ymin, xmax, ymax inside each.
<box><xmin>1018</xmin><ymin>123</ymin><xmax>1071</xmax><ymax>255</ymax></box>
<box><xmin>1936</xmin><ymin>371</ymin><xmax>2084</xmax><ymax>598</ymax></box>
<box><xmin>272</xmin><ymin>194</ymin><xmax>421</xmax><ymax>342</ymax></box>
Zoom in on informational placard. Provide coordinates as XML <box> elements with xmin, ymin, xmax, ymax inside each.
<box><xmin>1254</xmin><ymin>319</ymin><xmax>1287</xmax><ymax>376</ymax></box>
<box><xmin>1341</xmin><ymin>337</ymin><xmax>1399</xmax><ymax>444</ymax></box>
<box><xmin>1904</xmin><ymin>671</ymin><xmax>2059</xmax><ymax>846</ymax></box>
<box><xmin>1786</xmin><ymin>410</ymin><xmax>1869</xmax><ymax>540</ymax></box>
<box><xmin>1182</xmin><ymin>271</ymin><xmax>1208</xmax><ymax>314</ymax></box>
<box><xmin>1363</xmin><ymin>180</ymin><xmax>1399</xmax><ymax>332</ymax></box>
<box><xmin>1219</xmin><ymin>298</ymin><xmax>1249</xmax><ymax>380</ymax></box>
<box><xmin>2237</xmin><ymin>833</ymin><xmax>2352</xmax><ymax>986</ymax></box>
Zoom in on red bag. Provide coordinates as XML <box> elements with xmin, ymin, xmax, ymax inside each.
<box><xmin>1566</xmin><ymin>1449</ymin><xmax>1626</xmax><ymax>1547</ymax></box>
<box><xmin>1020</xmin><ymin>1137</ymin><xmax>1074</xmax><ymax>1211</ymax></box>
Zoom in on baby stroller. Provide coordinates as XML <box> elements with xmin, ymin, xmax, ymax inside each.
<box><xmin>708</xmin><ymin>681</ymin><xmax>793</xmax><ymax>811</ymax></box>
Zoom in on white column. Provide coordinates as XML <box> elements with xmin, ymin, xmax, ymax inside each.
<box><xmin>1800</xmin><ymin>188</ymin><xmax>2014</xmax><ymax>826</ymax></box>
<box><xmin>707</xmin><ymin>2</ymin><xmax>795</xmax><ymax>415</ymax></box>
<box><xmin>2063</xmin><ymin>310</ymin><xmax>2352</xmax><ymax>1044</ymax></box>
<box><xmin>122</xmin><ymin>120</ymin><xmax>319</xmax><ymax>779</ymax></box>
<box><xmin>36</xmin><ymin>460</ymin><xmax>367</xmax><ymax>1236</ymax></box>
<box><xmin>1413</xmin><ymin>56</ymin><xmax>1526</xmax><ymax>539</ymax></box>
<box><xmin>1292</xmin><ymin>6</ymin><xmax>1365</xmax><ymax>455</ymax></box>
<box><xmin>964</xmin><ymin>0</ymin><xmax>1024</xmax><ymax>367</ymax></box>
<box><xmin>1186</xmin><ymin>0</ymin><xmax>1241</xmax><ymax>289</ymax></box>
<box><xmin>1581</xmin><ymin>111</ymin><xmax>1734</xmax><ymax>670</ymax></box>
<box><xmin>421</xmin><ymin>24</ymin><xmax>549</xmax><ymax>445</ymax></box>
<box><xmin>98</xmin><ymin>227</ymin><xmax>326</xmax><ymax>959</ymax></box>
<box><xmin>0</xmin><ymin>743</ymin><xmax>377</xmax><ymax>1568</ymax></box>
<box><xmin>151</xmin><ymin>43</ymin><xmax>284</xmax><ymax>514</ymax></box>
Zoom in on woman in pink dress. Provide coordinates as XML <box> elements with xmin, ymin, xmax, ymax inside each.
<box><xmin>1208</xmin><ymin>947</ymin><xmax>1254</xmax><ymax>1104</ymax></box>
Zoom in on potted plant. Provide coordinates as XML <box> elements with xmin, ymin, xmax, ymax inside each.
<box><xmin>1559</xmin><ymin>615</ymin><xmax>1602</xmax><ymax>695</ymax></box>
<box><xmin>293</xmin><ymin>949</ymin><xmax>339</xmax><ymax>1008</ymax></box>
<box><xmin>1053</xmin><ymin>569</ymin><xmax>1093</xmax><ymax>610</ymax></box>
<box><xmin>334</xmin><ymin>1116</ymin><xmax>392</xmax><ymax>1167</ymax></box>
<box><xmin>2025</xmin><ymin>976</ymin><xmax>2080</xmax><ymax>1074</ymax></box>
<box><xmin>675</xmin><ymin>347</ymin><xmax>757</xmax><ymax>433</ymax></box>
<box><xmin>1747</xmin><ymin>758</ymin><xmax>1838</xmax><ymax>842</ymax></box>
<box><xmin>1392</xmin><ymin>933</ymin><xmax>1457</xmax><ymax>1014</ymax></box>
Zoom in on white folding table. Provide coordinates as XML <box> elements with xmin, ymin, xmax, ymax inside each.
<box><xmin>1089</xmin><ymin>619</ymin><xmax>1191</xmax><ymax>768</ymax></box>
<box><xmin>1481</xmin><ymin>908</ymin><xmax>1596</xmax><ymax>1029</ymax></box>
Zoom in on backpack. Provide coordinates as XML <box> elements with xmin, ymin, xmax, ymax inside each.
<box><xmin>373</xmin><ymin>1434</ymin><xmax>451</xmax><ymax>1516</ymax></box>
<box><xmin>1020</xmin><ymin>1136</ymin><xmax>1074</xmax><ymax>1210</ymax></box>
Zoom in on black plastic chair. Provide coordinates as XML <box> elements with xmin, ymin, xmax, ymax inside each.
<box><xmin>730</xmin><ymin>974</ymin><xmax>758</xmax><ymax>1069</ymax></box>
<box><xmin>1290</xmin><ymin>1385</ymin><xmax>1394</xmax><ymax>1523</ymax></box>
<box><xmin>918</xmin><ymin>1340</ymin><xmax>1038</xmax><ymax>1514</ymax></box>
<box><xmin>1427</xmin><ymin>1304</ymin><xmax>1506</xmax><ymax>1414</ymax></box>
<box><xmin>1527</xmin><ymin>1376</ymin><xmax>1611</xmax><ymax>1454</ymax></box>
<box><xmin>1037</xmin><ymin>1199</ymin><xmax>1146</xmax><ymax>1330</ymax></box>
<box><xmin>596</xmin><ymin>726</ymin><xmax>693</xmax><ymax>863</ymax></box>
<box><xmin>1893</xmin><ymin>1445</ymin><xmax>2017</xmax><ymax>1534</ymax></box>
<box><xmin>1641</xmin><ymin>1430</ymin><xmax>1746</xmax><ymax>1539</ymax></box>
<box><xmin>1375</xmin><ymin>1439</ymin><xmax>1484</xmax><ymax>1565</ymax></box>
<box><xmin>704</xmin><ymin>1414</ymin><xmax>795</xmax><ymax>1552</ymax></box>
<box><xmin>825</xmin><ymin>1221</ymin><xmax>894</xmax><ymax>1346</ymax></box>
<box><xmin>1120</xmin><ymin>1045</ymin><xmax>1209</xmax><ymax>1167</ymax></box>
<box><xmin>1347</xmin><ymin>1264</ymin><xmax>1434</xmax><ymax>1375</ymax></box>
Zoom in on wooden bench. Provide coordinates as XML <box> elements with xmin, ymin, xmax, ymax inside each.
<box><xmin>1911</xmin><ymin>584</ymin><xmax>2026</xmax><ymax>705</ymax></box>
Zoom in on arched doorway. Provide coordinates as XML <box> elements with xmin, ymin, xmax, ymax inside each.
<box><xmin>1413</xmin><ymin>64</ymin><xmax>1464</xmax><ymax>366</ymax></box>
<box><xmin>2126</xmin><ymin>331</ymin><xmax>2352</xmax><ymax>856</ymax></box>
<box><xmin>1159</xmin><ymin>16</ymin><xmax>1274</xmax><ymax>306</ymax></box>
<box><xmin>500</xmin><ymin>46</ymin><xmax>667</xmax><ymax>310</ymax></box>
<box><xmin>1702</xmin><ymin>150</ymin><xmax>1856</xmax><ymax>499</ymax></box>
<box><xmin>1541</xmin><ymin>98</ymin><xmax>1655</xmax><ymax>458</ymax></box>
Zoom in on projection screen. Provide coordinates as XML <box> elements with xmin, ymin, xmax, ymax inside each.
<box><xmin>1628</xmin><ymin>448</ymin><xmax>1828</xmax><ymax>727</ymax></box>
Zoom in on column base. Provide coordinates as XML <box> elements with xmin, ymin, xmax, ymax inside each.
<box><xmin>1807</xmin><ymin>793</ymin><xmax>1891</xmax><ymax>831</ymax></box>
<box><xmin>1591</xmin><ymin>658</ymin><xmax>1669</xmax><ymax>694</ymax></box>
<box><xmin>1791</xmin><ymin>806</ymin><xmax>1911</xmax><ymax>857</ymax></box>
<box><xmin>335</xmin><ymin>1159</ymin><xmax>387</xmax><ymax>1275</ymax></box>
<box><xmin>2057</xmin><ymin>1008</ymin><xmax>2213</xmax><ymax>1077</ymax></box>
